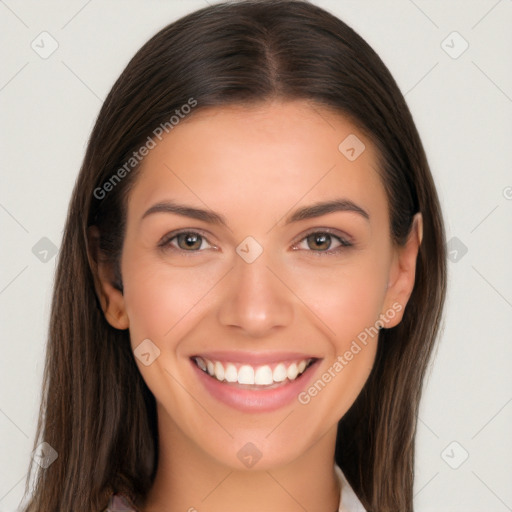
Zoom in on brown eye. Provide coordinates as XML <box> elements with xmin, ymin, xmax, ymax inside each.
<box><xmin>294</xmin><ymin>230</ymin><xmax>352</xmax><ymax>255</ymax></box>
<box><xmin>306</xmin><ymin>232</ymin><xmax>333</xmax><ymax>251</ymax></box>
<box><xmin>159</xmin><ymin>230</ymin><xmax>213</xmax><ymax>252</ymax></box>
<box><xmin>175</xmin><ymin>232</ymin><xmax>203</xmax><ymax>250</ymax></box>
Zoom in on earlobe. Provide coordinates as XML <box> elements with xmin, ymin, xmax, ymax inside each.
<box><xmin>382</xmin><ymin>213</ymin><xmax>423</xmax><ymax>328</ymax></box>
<box><xmin>86</xmin><ymin>226</ymin><xmax>129</xmax><ymax>330</ymax></box>
<box><xmin>99</xmin><ymin>280</ymin><xmax>130</xmax><ymax>330</ymax></box>
<box><xmin>415</xmin><ymin>211</ymin><xmax>423</xmax><ymax>247</ymax></box>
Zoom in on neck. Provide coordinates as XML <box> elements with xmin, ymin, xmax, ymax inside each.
<box><xmin>141</xmin><ymin>407</ymin><xmax>341</xmax><ymax>512</ymax></box>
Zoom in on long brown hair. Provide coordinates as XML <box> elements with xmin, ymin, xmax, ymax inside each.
<box><xmin>22</xmin><ymin>1</ymin><xmax>446</xmax><ymax>510</ymax></box>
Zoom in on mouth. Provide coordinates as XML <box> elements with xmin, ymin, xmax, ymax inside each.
<box><xmin>192</xmin><ymin>355</ymin><xmax>316</xmax><ymax>388</ymax></box>
<box><xmin>190</xmin><ymin>352</ymin><xmax>320</xmax><ymax>412</ymax></box>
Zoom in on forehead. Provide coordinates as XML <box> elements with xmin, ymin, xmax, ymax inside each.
<box><xmin>126</xmin><ymin>100</ymin><xmax>388</xmax><ymax>229</ymax></box>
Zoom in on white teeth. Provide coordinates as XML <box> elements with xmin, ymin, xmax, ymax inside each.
<box><xmin>224</xmin><ymin>363</ymin><xmax>238</xmax><ymax>383</ymax></box>
<box><xmin>254</xmin><ymin>365</ymin><xmax>273</xmax><ymax>385</ymax></box>
<box><xmin>238</xmin><ymin>365</ymin><xmax>255</xmax><ymax>385</ymax></box>
<box><xmin>273</xmin><ymin>363</ymin><xmax>288</xmax><ymax>382</ymax></box>
<box><xmin>214</xmin><ymin>361</ymin><xmax>224</xmax><ymax>381</ymax></box>
<box><xmin>196</xmin><ymin>357</ymin><xmax>207</xmax><ymax>372</ymax></box>
<box><xmin>287</xmin><ymin>363</ymin><xmax>298</xmax><ymax>380</ymax></box>
<box><xmin>194</xmin><ymin>356</ymin><xmax>313</xmax><ymax>386</ymax></box>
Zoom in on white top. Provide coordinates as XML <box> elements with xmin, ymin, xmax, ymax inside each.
<box><xmin>334</xmin><ymin>464</ymin><xmax>367</xmax><ymax>512</ymax></box>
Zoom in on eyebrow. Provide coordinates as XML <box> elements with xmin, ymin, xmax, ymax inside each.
<box><xmin>141</xmin><ymin>198</ymin><xmax>370</xmax><ymax>226</ymax></box>
<box><xmin>141</xmin><ymin>201</ymin><xmax>227</xmax><ymax>225</ymax></box>
<box><xmin>286</xmin><ymin>199</ymin><xmax>369</xmax><ymax>223</ymax></box>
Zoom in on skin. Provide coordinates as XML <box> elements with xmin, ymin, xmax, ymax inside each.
<box><xmin>90</xmin><ymin>99</ymin><xmax>422</xmax><ymax>512</ymax></box>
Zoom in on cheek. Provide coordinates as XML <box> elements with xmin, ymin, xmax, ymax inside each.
<box><xmin>289</xmin><ymin>260</ymin><xmax>387</xmax><ymax>412</ymax></box>
<box><xmin>291</xmin><ymin>262</ymin><xmax>387</xmax><ymax>417</ymax></box>
<box><xmin>123</xmin><ymin>271</ymin><xmax>172</xmax><ymax>344</ymax></box>
<box><xmin>121</xmin><ymin>250</ymin><xmax>221</xmax><ymax>344</ymax></box>
<box><xmin>290</xmin><ymin>257</ymin><xmax>389</xmax><ymax>343</ymax></box>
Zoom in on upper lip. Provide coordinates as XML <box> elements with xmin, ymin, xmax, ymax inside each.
<box><xmin>191</xmin><ymin>351</ymin><xmax>319</xmax><ymax>365</ymax></box>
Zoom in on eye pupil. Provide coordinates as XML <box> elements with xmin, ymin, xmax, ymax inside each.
<box><xmin>307</xmin><ymin>233</ymin><xmax>331</xmax><ymax>251</ymax></box>
<box><xmin>178</xmin><ymin>233</ymin><xmax>202</xmax><ymax>250</ymax></box>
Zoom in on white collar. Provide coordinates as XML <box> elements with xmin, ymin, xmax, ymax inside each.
<box><xmin>334</xmin><ymin>464</ymin><xmax>367</xmax><ymax>512</ymax></box>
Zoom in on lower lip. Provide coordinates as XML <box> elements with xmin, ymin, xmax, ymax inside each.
<box><xmin>191</xmin><ymin>358</ymin><xmax>320</xmax><ymax>413</ymax></box>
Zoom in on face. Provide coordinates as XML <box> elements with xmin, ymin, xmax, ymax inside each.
<box><xmin>93</xmin><ymin>100</ymin><xmax>421</xmax><ymax>471</ymax></box>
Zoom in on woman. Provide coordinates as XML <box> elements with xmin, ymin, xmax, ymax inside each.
<box><xmin>22</xmin><ymin>1</ymin><xmax>446</xmax><ymax>511</ymax></box>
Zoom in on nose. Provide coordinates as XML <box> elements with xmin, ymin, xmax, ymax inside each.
<box><xmin>217</xmin><ymin>252</ymin><xmax>294</xmax><ymax>338</ymax></box>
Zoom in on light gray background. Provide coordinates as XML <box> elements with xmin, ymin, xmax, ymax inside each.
<box><xmin>1</xmin><ymin>1</ymin><xmax>511</xmax><ymax>511</ymax></box>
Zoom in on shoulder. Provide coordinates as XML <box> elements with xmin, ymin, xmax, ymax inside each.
<box><xmin>101</xmin><ymin>492</ymin><xmax>140</xmax><ymax>512</ymax></box>
<box><xmin>334</xmin><ymin>464</ymin><xmax>367</xmax><ymax>512</ymax></box>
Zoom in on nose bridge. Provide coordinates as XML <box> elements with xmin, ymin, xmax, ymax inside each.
<box><xmin>217</xmin><ymin>245</ymin><xmax>294</xmax><ymax>335</ymax></box>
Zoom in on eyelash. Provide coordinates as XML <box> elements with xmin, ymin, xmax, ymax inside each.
<box><xmin>158</xmin><ymin>228</ymin><xmax>353</xmax><ymax>256</ymax></box>
<box><xmin>293</xmin><ymin>229</ymin><xmax>353</xmax><ymax>255</ymax></box>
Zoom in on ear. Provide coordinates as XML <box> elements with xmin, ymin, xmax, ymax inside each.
<box><xmin>381</xmin><ymin>213</ymin><xmax>423</xmax><ymax>328</ymax></box>
<box><xmin>86</xmin><ymin>226</ymin><xmax>129</xmax><ymax>330</ymax></box>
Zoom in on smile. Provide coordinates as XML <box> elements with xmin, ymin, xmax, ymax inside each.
<box><xmin>190</xmin><ymin>352</ymin><xmax>320</xmax><ymax>412</ymax></box>
<box><xmin>193</xmin><ymin>356</ymin><xmax>314</xmax><ymax>387</ymax></box>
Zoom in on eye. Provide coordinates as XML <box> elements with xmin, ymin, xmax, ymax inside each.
<box><xmin>159</xmin><ymin>230</ymin><xmax>214</xmax><ymax>252</ymax></box>
<box><xmin>293</xmin><ymin>230</ymin><xmax>352</xmax><ymax>255</ymax></box>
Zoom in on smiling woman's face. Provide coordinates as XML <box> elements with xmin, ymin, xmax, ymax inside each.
<box><xmin>96</xmin><ymin>99</ymin><xmax>421</xmax><ymax>472</ymax></box>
